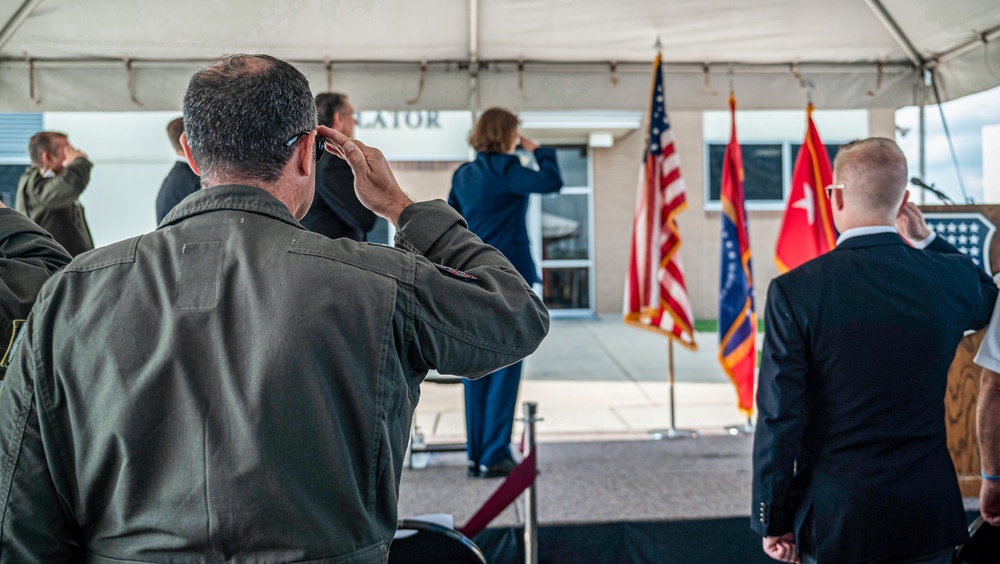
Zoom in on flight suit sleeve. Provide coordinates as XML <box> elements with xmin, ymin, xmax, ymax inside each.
<box><xmin>31</xmin><ymin>158</ymin><xmax>92</xmax><ymax>210</ymax></box>
<box><xmin>751</xmin><ymin>279</ymin><xmax>809</xmax><ymax>538</ymax></box>
<box><xmin>394</xmin><ymin>199</ymin><xmax>550</xmax><ymax>378</ymax></box>
<box><xmin>0</xmin><ymin>306</ymin><xmax>83</xmax><ymax>560</ymax></box>
<box><xmin>0</xmin><ymin>209</ymin><xmax>72</xmax><ymax>373</ymax></box>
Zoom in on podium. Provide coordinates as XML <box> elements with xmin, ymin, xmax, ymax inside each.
<box><xmin>922</xmin><ymin>204</ymin><xmax>1000</xmax><ymax>497</ymax></box>
<box><xmin>947</xmin><ymin>329</ymin><xmax>988</xmax><ymax>497</ymax></box>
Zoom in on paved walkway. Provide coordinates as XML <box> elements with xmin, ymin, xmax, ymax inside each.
<box><xmin>413</xmin><ymin>316</ymin><xmax>751</xmax><ymax>445</ymax></box>
<box><xmin>403</xmin><ymin>318</ymin><xmax>981</xmax><ymax>529</ymax></box>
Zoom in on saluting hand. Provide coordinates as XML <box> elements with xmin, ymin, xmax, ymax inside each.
<box><xmin>896</xmin><ymin>201</ymin><xmax>932</xmax><ymax>242</ymax></box>
<box><xmin>318</xmin><ymin>126</ymin><xmax>413</xmax><ymax>226</ymax></box>
<box><xmin>519</xmin><ymin>134</ymin><xmax>539</xmax><ymax>152</ymax></box>
<box><xmin>62</xmin><ymin>146</ymin><xmax>87</xmax><ymax>168</ymax></box>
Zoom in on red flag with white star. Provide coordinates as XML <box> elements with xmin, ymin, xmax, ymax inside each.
<box><xmin>775</xmin><ymin>104</ymin><xmax>837</xmax><ymax>273</ymax></box>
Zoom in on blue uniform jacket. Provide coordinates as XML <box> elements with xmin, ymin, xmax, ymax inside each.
<box><xmin>447</xmin><ymin>148</ymin><xmax>563</xmax><ymax>285</ymax></box>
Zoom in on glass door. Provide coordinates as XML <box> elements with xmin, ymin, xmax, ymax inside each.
<box><xmin>529</xmin><ymin>145</ymin><xmax>595</xmax><ymax>317</ymax></box>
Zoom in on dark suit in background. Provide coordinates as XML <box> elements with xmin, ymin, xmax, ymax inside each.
<box><xmin>155</xmin><ymin>160</ymin><xmax>200</xmax><ymax>224</ymax></box>
<box><xmin>300</xmin><ymin>156</ymin><xmax>376</xmax><ymax>241</ymax></box>
<box><xmin>752</xmin><ymin>231</ymin><xmax>998</xmax><ymax>562</ymax></box>
<box><xmin>448</xmin><ymin>148</ymin><xmax>562</xmax><ymax>472</ymax></box>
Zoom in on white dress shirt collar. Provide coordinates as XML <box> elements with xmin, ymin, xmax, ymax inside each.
<box><xmin>836</xmin><ymin>226</ymin><xmax>897</xmax><ymax>245</ymax></box>
<box><xmin>836</xmin><ymin>225</ymin><xmax>937</xmax><ymax>249</ymax></box>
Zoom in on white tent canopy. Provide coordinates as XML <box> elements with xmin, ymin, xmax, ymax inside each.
<box><xmin>1</xmin><ymin>0</ymin><xmax>998</xmax><ymax>112</ymax></box>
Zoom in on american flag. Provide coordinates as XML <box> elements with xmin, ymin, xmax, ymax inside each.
<box><xmin>624</xmin><ymin>52</ymin><xmax>696</xmax><ymax>350</ymax></box>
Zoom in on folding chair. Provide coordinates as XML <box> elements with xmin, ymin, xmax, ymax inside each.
<box><xmin>954</xmin><ymin>516</ymin><xmax>1000</xmax><ymax>563</ymax></box>
<box><xmin>409</xmin><ymin>374</ymin><xmax>467</xmax><ymax>469</ymax></box>
<box><xmin>389</xmin><ymin>519</ymin><xmax>487</xmax><ymax>564</ymax></box>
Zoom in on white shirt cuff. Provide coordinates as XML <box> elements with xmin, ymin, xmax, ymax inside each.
<box><xmin>911</xmin><ymin>231</ymin><xmax>937</xmax><ymax>250</ymax></box>
<box><xmin>975</xmin><ymin>351</ymin><xmax>1000</xmax><ymax>374</ymax></box>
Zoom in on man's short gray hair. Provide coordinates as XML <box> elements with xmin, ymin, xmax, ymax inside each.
<box><xmin>182</xmin><ymin>55</ymin><xmax>317</xmax><ymax>184</ymax></box>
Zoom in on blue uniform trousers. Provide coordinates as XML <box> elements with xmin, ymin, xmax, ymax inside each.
<box><xmin>463</xmin><ymin>361</ymin><xmax>522</xmax><ymax>467</ymax></box>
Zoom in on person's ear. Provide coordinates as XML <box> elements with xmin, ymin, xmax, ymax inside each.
<box><xmin>899</xmin><ymin>189</ymin><xmax>910</xmax><ymax>212</ymax></box>
<box><xmin>40</xmin><ymin>150</ymin><xmax>56</xmax><ymax>169</ymax></box>
<box><xmin>296</xmin><ymin>131</ymin><xmax>316</xmax><ymax>177</ymax></box>
<box><xmin>179</xmin><ymin>133</ymin><xmax>201</xmax><ymax>176</ymax></box>
<box><xmin>833</xmin><ymin>187</ymin><xmax>845</xmax><ymax>211</ymax></box>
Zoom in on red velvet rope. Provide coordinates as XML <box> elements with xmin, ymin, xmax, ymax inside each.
<box><xmin>458</xmin><ymin>449</ymin><xmax>538</xmax><ymax>539</ymax></box>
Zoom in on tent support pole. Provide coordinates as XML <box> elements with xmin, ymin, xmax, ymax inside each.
<box><xmin>918</xmin><ymin>87</ymin><xmax>926</xmax><ymax>191</ymax></box>
<box><xmin>937</xmin><ymin>23</ymin><xmax>1000</xmax><ymax>64</ymax></box>
<box><xmin>467</xmin><ymin>0</ymin><xmax>480</xmax><ymax>117</ymax></box>
<box><xmin>0</xmin><ymin>0</ymin><xmax>44</xmax><ymax>51</ymax></box>
<box><xmin>862</xmin><ymin>0</ymin><xmax>924</xmax><ymax>68</ymax></box>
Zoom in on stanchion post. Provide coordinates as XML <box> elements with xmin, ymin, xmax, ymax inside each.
<box><xmin>522</xmin><ymin>402</ymin><xmax>539</xmax><ymax>564</ymax></box>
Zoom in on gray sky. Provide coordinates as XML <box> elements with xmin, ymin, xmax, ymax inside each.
<box><xmin>896</xmin><ymin>85</ymin><xmax>1000</xmax><ymax>204</ymax></box>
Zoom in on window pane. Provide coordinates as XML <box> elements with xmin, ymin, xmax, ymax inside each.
<box><xmin>790</xmin><ymin>143</ymin><xmax>840</xmax><ymax>169</ymax></box>
<box><xmin>743</xmin><ymin>145</ymin><xmax>783</xmax><ymax>200</ymax></box>
<box><xmin>553</xmin><ymin>145</ymin><xmax>588</xmax><ymax>187</ymax></box>
<box><xmin>542</xmin><ymin>267</ymin><xmax>590</xmax><ymax>310</ymax></box>
<box><xmin>541</xmin><ymin>194</ymin><xmax>589</xmax><ymax>260</ymax></box>
<box><xmin>0</xmin><ymin>113</ymin><xmax>42</xmax><ymax>158</ymax></box>
<box><xmin>0</xmin><ymin>165</ymin><xmax>26</xmax><ymax>207</ymax></box>
<box><xmin>708</xmin><ymin>144</ymin><xmax>783</xmax><ymax>201</ymax></box>
<box><xmin>708</xmin><ymin>144</ymin><xmax>726</xmax><ymax>201</ymax></box>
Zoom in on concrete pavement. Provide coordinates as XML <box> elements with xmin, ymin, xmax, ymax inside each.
<box><xmin>413</xmin><ymin>316</ymin><xmax>751</xmax><ymax>446</ymax></box>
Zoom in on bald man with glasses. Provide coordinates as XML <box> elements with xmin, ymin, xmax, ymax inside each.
<box><xmin>752</xmin><ymin>137</ymin><xmax>997</xmax><ymax>563</ymax></box>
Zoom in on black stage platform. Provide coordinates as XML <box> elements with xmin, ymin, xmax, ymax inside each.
<box><xmin>400</xmin><ymin>437</ymin><xmax>986</xmax><ymax>563</ymax></box>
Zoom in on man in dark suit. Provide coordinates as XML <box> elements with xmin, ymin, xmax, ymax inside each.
<box><xmin>751</xmin><ymin>137</ymin><xmax>998</xmax><ymax>563</ymax></box>
<box><xmin>155</xmin><ymin>117</ymin><xmax>201</xmax><ymax>223</ymax></box>
<box><xmin>300</xmin><ymin>92</ymin><xmax>376</xmax><ymax>241</ymax></box>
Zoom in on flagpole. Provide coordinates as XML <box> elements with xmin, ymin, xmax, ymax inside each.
<box><xmin>669</xmin><ymin>339</ymin><xmax>676</xmax><ymax>429</ymax></box>
<box><xmin>651</xmin><ymin>339</ymin><xmax>699</xmax><ymax>440</ymax></box>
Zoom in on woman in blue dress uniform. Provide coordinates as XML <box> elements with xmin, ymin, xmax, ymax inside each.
<box><xmin>448</xmin><ymin>108</ymin><xmax>563</xmax><ymax>478</ymax></box>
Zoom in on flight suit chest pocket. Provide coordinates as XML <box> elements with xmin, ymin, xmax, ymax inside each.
<box><xmin>176</xmin><ymin>241</ymin><xmax>222</xmax><ymax>310</ymax></box>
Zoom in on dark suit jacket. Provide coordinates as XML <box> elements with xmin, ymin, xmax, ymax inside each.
<box><xmin>155</xmin><ymin>161</ymin><xmax>201</xmax><ymax>224</ymax></box>
<box><xmin>752</xmin><ymin>232</ymin><xmax>998</xmax><ymax>562</ymax></box>
<box><xmin>156</xmin><ymin>161</ymin><xmax>201</xmax><ymax>225</ymax></box>
<box><xmin>447</xmin><ymin>149</ymin><xmax>563</xmax><ymax>285</ymax></box>
<box><xmin>300</xmin><ymin>156</ymin><xmax>376</xmax><ymax>241</ymax></box>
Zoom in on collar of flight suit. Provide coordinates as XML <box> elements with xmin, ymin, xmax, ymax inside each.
<box><xmin>159</xmin><ymin>184</ymin><xmax>303</xmax><ymax>231</ymax></box>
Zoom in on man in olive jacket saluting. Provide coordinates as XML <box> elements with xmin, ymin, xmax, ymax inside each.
<box><xmin>15</xmin><ymin>131</ymin><xmax>95</xmax><ymax>256</ymax></box>
<box><xmin>0</xmin><ymin>54</ymin><xmax>549</xmax><ymax>563</ymax></box>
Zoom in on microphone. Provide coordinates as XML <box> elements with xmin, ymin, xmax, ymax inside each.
<box><xmin>910</xmin><ymin>177</ymin><xmax>955</xmax><ymax>205</ymax></box>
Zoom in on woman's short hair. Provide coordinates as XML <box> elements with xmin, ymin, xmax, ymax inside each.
<box><xmin>469</xmin><ymin>108</ymin><xmax>519</xmax><ymax>154</ymax></box>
